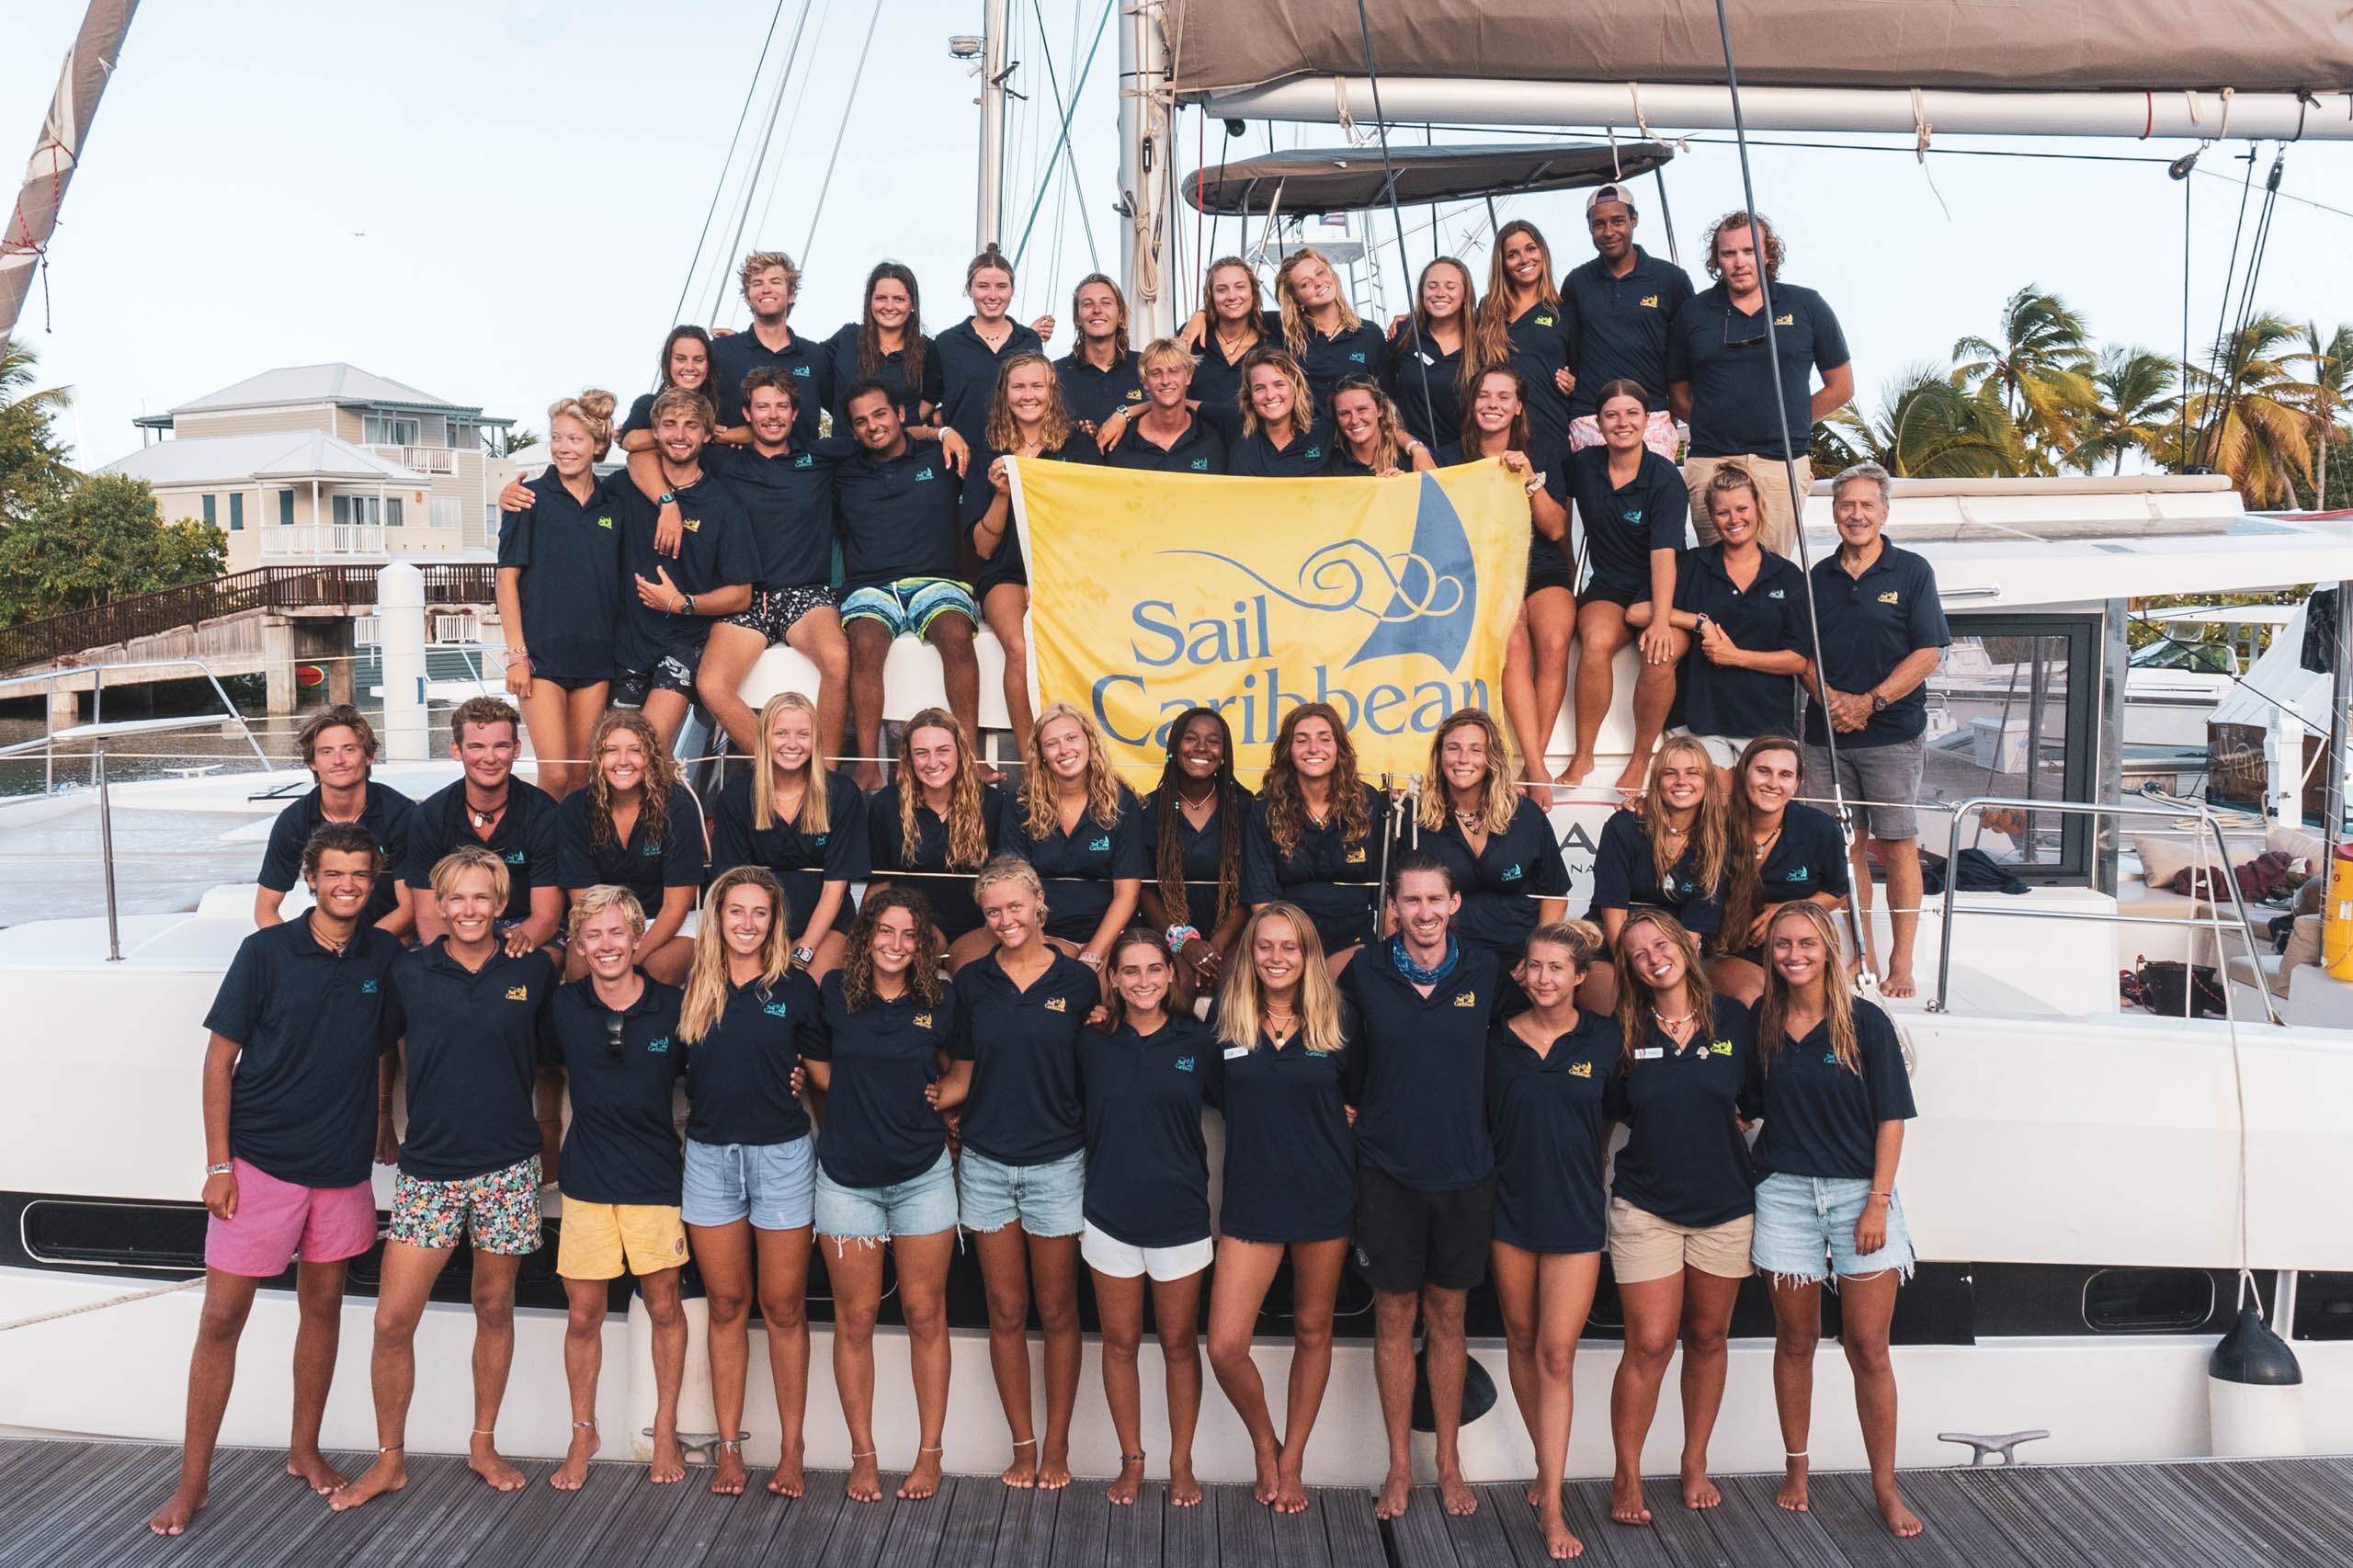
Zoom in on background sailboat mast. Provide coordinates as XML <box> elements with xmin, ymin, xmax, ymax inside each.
<box><xmin>0</xmin><ymin>0</ymin><xmax>139</xmax><ymax>354</ymax></box>
<box><xmin>1118</xmin><ymin>0</ymin><xmax>1175</xmax><ymax>337</ymax></box>
<box><xmin>975</xmin><ymin>0</ymin><xmax>1011</xmax><ymax>249</ymax></box>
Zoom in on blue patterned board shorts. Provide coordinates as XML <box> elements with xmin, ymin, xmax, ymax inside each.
<box><xmin>390</xmin><ymin>1155</ymin><xmax>544</xmax><ymax>1256</ymax></box>
<box><xmin>839</xmin><ymin>577</ymin><xmax>977</xmax><ymax>639</ymax></box>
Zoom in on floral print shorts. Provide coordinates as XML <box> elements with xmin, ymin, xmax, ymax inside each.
<box><xmin>390</xmin><ymin>1155</ymin><xmax>544</xmax><ymax>1255</ymax></box>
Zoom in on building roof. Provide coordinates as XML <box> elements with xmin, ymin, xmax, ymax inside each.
<box><xmin>102</xmin><ymin>430</ymin><xmax>422</xmax><ymax>487</ymax></box>
<box><xmin>167</xmin><ymin>362</ymin><xmax>471</xmax><ymax>416</ymax></box>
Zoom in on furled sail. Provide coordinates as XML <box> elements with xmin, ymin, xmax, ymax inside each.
<box><xmin>2</xmin><ymin>0</ymin><xmax>140</xmax><ymax>352</ymax></box>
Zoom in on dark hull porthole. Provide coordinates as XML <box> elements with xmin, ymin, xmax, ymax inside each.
<box><xmin>2082</xmin><ymin>1268</ymin><xmax>2216</xmax><ymax>1334</ymax></box>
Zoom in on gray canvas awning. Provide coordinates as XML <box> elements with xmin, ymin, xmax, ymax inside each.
<box><xmin>1184</xmin><ymin>141</ymin><xmax>1671</xmax><ymax>215</ymax></box>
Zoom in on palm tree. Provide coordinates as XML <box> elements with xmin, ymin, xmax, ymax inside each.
<box><xmin>2069</xmin><ymin>347</ymin><xmax>2179</xmax><ymax>475</ymax></box>
<box><xmin>1953</xmin><ymin>285</ymin><xmax>2098</xmax><ymax>470</ymax></box>
<box><xmin>2289</xmin><ymin>323</ymin><xmax>2351</xmax><ymax>509</ymax></box>
<box><xmin>1825</xmin><ymin>363</ymin><xmax>2025</xmax><ymax>479</ymax></box>
<box><xmin>0</xmin><ymin>342</ymin><xmax>77</xmax><ymax>523</ymax></box>
<box><xmin>2164</xmin><ymin>313</ymin><xmax>2315</xmax><ymax>506</ymax></box>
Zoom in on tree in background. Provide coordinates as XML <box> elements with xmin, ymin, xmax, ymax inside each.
<box><xmin>1951</xmin><ymin>285</ymin><xmax>2098</xmax><ymax>475</ymax></box>
<box><xmin>2159</xmin><ymin>313</ymin><xmax>2316</xmax><ymax>507</ymax></box>
<box><xmin>2290</xmin><ymin>324</ymin><xmax>2351</xmax><ymax>511</ymax></box>
<box><xmin>1816</xmin><ymin>363</ymin><xmax>2021</xmax><ymax>478</ymax></box>
<box><xmin>0</xmin><ymin>472</ymin><xmax>225</xmax><ymax>626</ymax></box>
<box><xmin>2070</xmin><ymin>347</ymin><xmax>2180</xmax><ymax>476</ymax></box>
<box><xmin>497</xmin><ymin>426</ymin><xmax>540</xmax><ymax>458</ymax></box>
<box><xmin>0</xmin><ymin>343</ymin><xmax>76</xmax><ymax>524</ymax></box>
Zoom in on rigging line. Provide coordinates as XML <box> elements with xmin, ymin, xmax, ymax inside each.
<box><xmin>2193</xmin><ymin>148</ymin><xmax>2260</xmax><ymax>470</ymax></box>
<box><xmin>2179</xmin><ymin>171</ymin><xmax>2193</xmax><ymax>464</ymax></box>
<box><xmin>752</xmin><ymin>0</ymin><xmax>836</xmax><ymax>257</ymax></box>
<box><xmin>1347</xmin><ymin>0</ymin><xmax>1438</xmax><ymax>450</ymax></box>
<box><xmin>710</xmin><ymin>0</ymin><xmax>822</xmax><ymax>324</ymax></box>
<box><xmin>1011</xmin><ymin>0</ymin><xmax>1115</xmax><ymax>271</ymax></box>
<box><xmin>797</xmin><ymin>1</ymin><xmax>885</xmax><ymax>272</ymax></box>
<box><xmin>1706</xmin><ymin>0</ymin><xmax>1872</xmax><ymax>982</ymax></box>
<box><xmin>2199</xmin><ymin>151</ymin><xmax>2286</xmax><ymax>475</ymax></box>
<box><xmin>670</xmin><ymin>0</ymin><xmax>793</xmax><ymax>329</ymax></box>
<box><xmin>1026</xmin><ymin>0</ymin><xmax>1100</xmax><ymax>275</ymax></box>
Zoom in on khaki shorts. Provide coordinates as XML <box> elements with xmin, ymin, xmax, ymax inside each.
<box><xmin>1607</xmin><ymin>1195</ymin><xmax>1755</xmax><ymax>1284</ymax></box>
<box><xmin>556</xmin><ymin>1198</ymin><xmax>688</xmax><ymax>1279</ymax></box>
<box><xmin>1685</xmin><ymin>454</ymin><xmax>1810</xmax><ymax>559</ymax></box>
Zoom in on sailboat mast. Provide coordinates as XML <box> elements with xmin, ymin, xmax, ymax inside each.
<box><xmin>1118</xmin><ymin>0</ymin><xmax>1174</xmax><ymax>337</ymax></box>
<box><xmin>1</xmin><ymin>0</ymin><xmax>139</xmax><ymax>354</ymax></box>
<box><xmin>975</xmin><ymin>0</ymin><xmax>1011</xmax><ymax>249</ymax></box>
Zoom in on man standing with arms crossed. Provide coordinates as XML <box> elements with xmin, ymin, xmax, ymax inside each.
<box><xmin>150</xmin><ymin>824</ymin><xmax>404</xmax><ymax>1536</ymax></box>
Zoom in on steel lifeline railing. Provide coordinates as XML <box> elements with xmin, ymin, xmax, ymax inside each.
<box><xmin>1929</xmin><ymin>794</ymin><xmax>2283</xmax><ymax>1026</ymax></box>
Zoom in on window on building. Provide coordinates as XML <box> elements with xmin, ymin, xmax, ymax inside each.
<box><xmin>484</xmin><ymin>503</ymin><xmax>501</xmax><ymax>540</ymax></box>
<box><xmin>228</xmin><ymin>493</ymin><xmax>244</xmax><ymax>531</ymax></box>
<box><xmin>277</xmin><ymin>490</ymin><xmax>294</xmax><ymax>527</ymax></box>
<box><xmin>200</xmin><ymin>494</ymin><xmax>216</xmax><ymax>527</ymax></box>
<box><xmin>386</xmin><ymin>497</ymin><xmax>404</xmax><ymax>527</ymax></box>
<box><xmin>331</xmin><ymin>494</ymin><xmax>398</xmax><ymax>528</ymax></box>
<box><xmin>429</xmin><ymin>497</ymin><xmax>462</xmax><ymax>530</ymax></box>
<box><xmin>362</xmin><ymin>414</ymin><xmax>421</xmax><ymax>447</ymax></box>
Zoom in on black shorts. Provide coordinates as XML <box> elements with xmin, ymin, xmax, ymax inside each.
<box><xmin>1525</xmin><ymin>567</ymin><xmax>1579</xmax><ymax>600</ymax></box>
<box><xmin>610</xmin><ymin>650</ymin><xmax>699</xmax><ymax>708</ymax></box>
<box><xmin>1580</xmin><ymin>574</ymin><xmax>1650</xmax><ymax>610</ymax></box>
<box><xmin>529</xmin><ymin>671</ymin><xmax>606</xmax><ymax>693</ymax></box>
<box><xmin>1351</xmin><ymin>1165</ymin><xmax>1495</xmax><ymax>1294</ymax></box>
<box><xmin>726</xmin><ymin>583</ymin><xmax>837</xmax><ymax>645</ymax></box>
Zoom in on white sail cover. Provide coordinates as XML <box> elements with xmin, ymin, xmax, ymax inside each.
<box><xmin>2</xmin><ymin>0</ymin><xmax>139</xmax><ymax>351</ymax></box>
<box><xmin>1167</xmin><ymin>0</ymin><xmax>2353</xmax><ymax>97</ymax></box>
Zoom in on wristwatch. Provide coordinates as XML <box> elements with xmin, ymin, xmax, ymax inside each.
<box><xmin>1870</xmin><ymin>692</ymin><xmax>1889</xmax><ymax>713</ymax></box>
<box><xmin>791</xmin><ymin>945</ymin><xmax>815</xmax><ymax>966</ymax></box>
<box><xmin>656</xmin><ymin>491</ymin><xmax>676</xmax><ymax>506</ymax></box>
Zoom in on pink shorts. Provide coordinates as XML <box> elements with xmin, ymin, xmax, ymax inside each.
<box><xmin>1568</xmin><ymin>408</ymin><xmax>1681</xmax><ymax>460</ymax></box>
<box><xmin>203</xmin><ymin>1158</ymin><xmax>378</xmax><ymax>1277</ymax></box>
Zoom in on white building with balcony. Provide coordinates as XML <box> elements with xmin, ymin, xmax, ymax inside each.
<box><xmin>105</xmin><ymin>363</ymin><xmax>518</xmax><ymax>572</ymax></box>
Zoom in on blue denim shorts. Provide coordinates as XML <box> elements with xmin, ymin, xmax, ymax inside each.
<box><xmin>1749</xmin><ymin>1171</ymin><xmax>1915</xmax><ymax>1286</ymax></box>
<box><xmin>957</xmin><ymin>1147</ymin><xmax>1085</xmax><ymax>1238</ymax></box>
<box><xmin>813</xmin><ymin>1148</ymin><xmax>960</xmax><ymax>1242</ymax></box>
<box><xmin>682</xmin><ymin>1135</ymin><xmax>815</xmax><ymax>1232</ymax></box>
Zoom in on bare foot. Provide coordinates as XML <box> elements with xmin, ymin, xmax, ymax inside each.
<box><xmin>551</xmin><ymin>1425</ymin><xmax>599</xmax><ymax>1491</ymax></box>
<box><xmin>330</xmin><ymin>1450</ymin><xmax>405</xmax><ymax>1513</ymax></box>
<box><xmin>469</xmin><ymin>1435</ymin><xmax>527</xmax><ymax>1494</ymax></box>
<box><xmin>1875</xmin><ymin>1483</ymin><xmax>1925</xmax><ymax>1538</ymax></box>
<box><xmin>1563</xmin><ymin>753</ymin><xmax>1596</xmax><ymax>787</ymax></box>
<box><xmin>1882</xmin><ymin>963</ymin><xmax>1917</xmax><ymax>1000</ymax></box>
<box><xmin>648</xmin><ymin>1429</ymin><xmax>686</xmax><ymax>1485</ymax></box>
<box><xmin>1001</xmin><ymin>1439</ymin><xmax>1039</xmax><ymax>1489</ymax></box>
<box><xmin>1374</xmin><ymin>1466</ymin><xmax>1413</xmax><ymax>1521</ymax></box>
<box><xmin>1037</xmin><ymin>1442</ymin><xmax>1073</xmax><ymax>1491</ymax></box>
<box><xmin>1108</xmin><ymin>1455</ymin><xmax>1145</xmax><ymax>1506</ymax></box>
<box><xmin>1680</xmin><ymin>1465</ymin><xmax>1721</xmax><ymax>1511</ymax></box>
<box><xmin>1609</xmin><ymin>1472</ymin><xmax>1651</xmax><ymax>1526</ymax></box>
<box><xmin>1540</xmin><ymin>1503</ymin><xmax>1585</xmax><ymax>1560</ymax></box>
<box><xmin>1438</xmin><ymin>1466</ymin><xmax>1478</xmax><ymax>1517</ymax></box>
<box><xmin>148</xmin><ymin>1481</ymin><xmax>206</xmax><ymax>1536</ymax></box>
<box><xmin>898</xmin><ymin>1449</ymin><xmax>943</xmax><ymax>1501</ymax></box>
<box><xmin>710</xmin><ymin>1445</ymin><xmax>747</xmax><ymax>1496</ymax></box>
<box><xmin>845</xmin><ymin>1452</ymin><xmax>883</xmax><ymax>1503</ymax></box>
<box><xmin>1251</xmin><ymin>1440</ymin><xmax>1282</xmax><ymax>1507</ymax></box>
<box><xmin>766</xmin><ymin>1442</ymin><xmax>806</xmax><ymax>1498</ymax></box>
<box><xmin>1612</xmin><ymin>758</ymin><xmax>1649</xmax><ymax>794</ymax></box>
<box><xmin>1776</xmin><ymin>1457</ymin><xmax>1810</xmax><ymax>1513</ymax></box>
<box><xmin>1170</xmin><ymin>1459</ymin><xmax>1202</xmax><ymax>1507</ymax></box>
<box><xmin>1526</xmin><ymin>1480</ymin><xmax>1547</xmax><ymax>1508</ymax></box>
<box><xmin>1274</xmin><ymin>1468</ymin><xmax>1311</xmax><ymax>1515</ymax></box>
<box><xmin>288</xmin><ymin>1449</ymin><xmax>347</xmax><ymax>1495</ymax></box>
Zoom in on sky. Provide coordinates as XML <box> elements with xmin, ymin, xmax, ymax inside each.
<box><xmin>4</xmin><ymin>0</ymin><xmax>2349</xmax><ymax>470</ymax></box>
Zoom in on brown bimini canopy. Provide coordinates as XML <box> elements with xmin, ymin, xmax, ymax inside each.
<box><xmin>1184</xmin><ymin>141</ymin><xmax>1672</xmax><ymax>216</ymax></box>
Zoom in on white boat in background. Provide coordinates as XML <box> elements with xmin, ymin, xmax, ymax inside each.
<box><xmin>2125</xmin><ymin>604</ymin><xmax>2302</xmax><ymax>751</ymax></box>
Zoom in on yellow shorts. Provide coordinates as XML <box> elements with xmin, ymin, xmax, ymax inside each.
<box><xmin>1607</xmin><ymin>1195</ymin><xmax>1755</xmax><ymax>1285</ymax></box>
<box><xmin>556</xmin><ymin>1199</ymin><xmax>688</xmax><ymax>1279</ymax></box>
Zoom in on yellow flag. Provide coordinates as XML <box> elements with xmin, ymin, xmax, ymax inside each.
<box><xmin>1012</xmin><ymin>460</ymin><xmax>1533</xmax><ymax>781</ymax></box>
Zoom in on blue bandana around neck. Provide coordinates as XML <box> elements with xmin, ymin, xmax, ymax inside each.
<box><xmin>1388</xmin><ymin>932</ymin><xmax>1460</xmax><ymax>986</ymax></box>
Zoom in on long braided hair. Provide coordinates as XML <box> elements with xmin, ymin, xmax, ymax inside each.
<box><xmin>1150</xmin><ymin>707</ymin><xmax>1245</xmax><ymax>929</ymax></box>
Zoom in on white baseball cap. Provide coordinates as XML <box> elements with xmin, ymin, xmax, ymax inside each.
<box><xmin>1586</xmin><ymin>183</ymin><xmax>1637</xmax><ymax>214</ymax></box>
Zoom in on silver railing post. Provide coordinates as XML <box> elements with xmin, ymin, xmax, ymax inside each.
<box><xmin>1929</xmin><ymin>805</ymin><xmax>1965</xmax><ymax>1013</ymax></box>
<box><xmin>97</xmin><ymin>744</ymin><xmax>122</xmax><ymax>963</ymax></box>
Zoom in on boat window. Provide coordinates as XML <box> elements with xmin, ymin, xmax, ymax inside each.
<box><xmin>1917</xmin><ymin>614</ymin><xmax>2097</xmax><ymax>881</ymax></box>
<box><xmin>2081</xmin><ymin>1267</ymin><xmax>2215</xmax><ymax>1333</ymax></box>
<box><xmin>2292</xmin><ymin>1273</ymin><xmax>2353</xmax><ymax>1341</ymax></box>
<box><xmin>2131</xmin><ymin>638</ymin><xmax>2234</xmax><ymax>676</ymax></box>
<box><xmin>21</xmin><ymin>1199</ymin><xmax>208</xmax><ymax>1272</ymax></box>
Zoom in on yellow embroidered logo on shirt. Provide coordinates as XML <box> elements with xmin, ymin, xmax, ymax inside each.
<box><xmin>1535</xmin><ymin>314</ymin><xmax>1555</xmax><ymax>326</ymax></box>
<box><xmin>1878</xmin><ymin>589</ymin><xmax>1900</xmax><ymax>605</ymax></box>
<box><xmin>1346</xmin><ymin>846</ymin><xmax>1366</xmax><ymax>864</ymax></box>
<box><xmin>1453</xmin><ymin>992</ymin><xmax>1476</xmax><ymax>1007</ymax></box>
<box><xmin>681</xmin><ymin>517</ymin><xmax>702</xmax><ymax>533</ymax></box>
<box><xmin>1775</xmin><ymin>313</ymin><xmax>1795</xmax><ymax>326</ymax></box>
<box><xmin>913</xmin><ymin>1013</ymin><xmax>933</xmax><ymax>1029</ymax></box>
<box><xmin>1568</xmin><ymin>1060</ymin><xmax>1593</xmax><ymax>1077</ymax></box>
<box><xmin>1044</xmin><ymin>996</ymin><xmax>1067</xmax><ymax>1013</ymax></box>
<box><xmin>1710</xmin><ymin>1040</ymin><xmax>1734</xmax><ymax>1056</ymax></box>
<box><xmin>1639</xmin><ymin>294</ymin><xmax>1660</xmax><ymax>309</ymax></box>
<box><xmin>506</xmin><ymin>986</ymin><xmax>529</xmax><ymax>1001</ymax></box>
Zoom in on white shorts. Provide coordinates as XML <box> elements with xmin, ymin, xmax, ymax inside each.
<box><xmin>1666</xmin><ymin>727</ymin><xmax>1756</xmax><ymax>771</ymax></box>
<box><xmin>1081</xmin><ymin>1221</ymin><xmax>1212</xmax><ymax>1282</ymax></box>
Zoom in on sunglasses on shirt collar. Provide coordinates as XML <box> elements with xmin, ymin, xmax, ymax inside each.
<box><xmin>603</xmin><ymin>1010</ymin><xmax>626</xmax><ymax>1062</ymax></box>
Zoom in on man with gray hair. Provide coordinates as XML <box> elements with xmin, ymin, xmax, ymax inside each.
<box><xmin>1802</xmin><ymin>462</ymin><xmax>1949</xmax><ymax>997</ymax></box>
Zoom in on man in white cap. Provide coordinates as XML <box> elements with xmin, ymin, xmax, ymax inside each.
<box><xmin>1560</xmin><ymin>182</ymin><xmax>1693</xmax><ymax>459</ymax></box>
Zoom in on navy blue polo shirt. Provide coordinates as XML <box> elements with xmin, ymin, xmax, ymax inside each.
<box><xmin>1222</xmin><ymin>416</ymin><xmax>1337</xmax><ymax>478</ymax></box>
<box><xmin>206</xmin><ymin>919</ymin><xmax>404</xmax><ymax>1189</ymax></box>
<box><xmin>1560</xmin><ymin>248</ymin><xmax>1695</xmax><ymax>416</ymax></box>
<box><xmin>1211</xmin><ymin>1008</ymin><xmax>1356</xmax><ymax>1244</ymax></box>
<box><xmin>404</xmin><ymin>778</ymin><xmax>561</xmax><ymax>926</ymax></box>
<box><xmin>538</xmin><ymin>976</ymin><xmax>687</xmax><ymax>1207</ymax></box>
<box><xmin>1437</xmin><ymin>439</ymin><xmax>1573</xmax><ymax>581</ymax></box>
<box><xmin>1804</xmin><ymin>542</ymin><xmax>1950</xmax><ymax>748</ymax></box>
<box><xmin>1187</xmin><ymin>325</ymin><xmax>1268</xmax><ymax>415</ymax></box>
<box><xmin>1572</xmin><ymin>445</ymin><xmax>1689</xmax><ymax>594</ymax></box>
<box><xmin>866</xmin><ymin>779</ymin><xmax>1008</xmax><ymax>941</ymax></box>
<box><xmin>1740</xmin><ymin>806</ymin><xmax>1851</xmax><ymax>962</ymax></box>
<box><xmin>1750</xmin><ymin>999</ymin><xmax>1915</xmax><ymax>1180</ymax></box>
<box><xmin>710</xmin><ymin>323</ymin><xmax>831</xmax><ymax>447</ymax></box>
<box><xmin>709</xmin><ymin>768</ymin><xmax>867</xmax><ymax>937</ymax></box>
<box><xmin>704</xmin><ymin>439</ymin><xmax>846</xmax><ymax>593</ymax></box>
<box><xmin>1588</xmin><ymin>809</ymin><xmax>1724</xmax><ymax>937</ymax></box>
<box><xmin>1387</xmin><ymin>332</ymin><xmax>1466</xmax><ymax>449</ymax></box>
<box><xmin>1486</xmin><ymin>1011</ymin><xmax>1619</xmax><ymax>1254</ymax></box>
<box><xmin>806</xmin><ymin>973</ymin><xmax>959</xmax><ymax>1187</ymax></box>
<box><xmin>1339</xmin><ymin>939</ymin><xmax>1504</xmax><ymax>1191</ymax></box>
<box><xmin>835</xmin><ymin>439</ymin><xmax>964</xmax><ymax>588</ymax></box>
<box><xmin>1004</xmin><ymin>783</ymin><xmax>1149</xmax><ymax>945</ymax></box>
<box><xmin>1424</xmin><ymin>797</ymin><xmax>1568</xmax><ymax>959</ymax></box>
<box><xmin>934</xmin><ymin>317</ymin><xmax>1046</xmax><ymax>449</ymax></box>
<box><xmin>1602</xmin><ymin>995</ymin><xmax>1759</xmax><ymax>1227</ymax></box>
<box><xmin>390</xmin><ymin>941</ymin><xmax>557</xmax><ymax>1182</ymax></box>
<box><xmin>824</xmin><ymin>324</ymin><xmax>943</xmax><ymax>428</ymax></box>
<box><xmin>1675</xmin><ymin>543</ymin><xmax>1807</xmax><ymax>740</ymax></box>
<box><xmin>948</xmin><ymin>950</ymin><xmax>1098</xmax><ymax>1166</ymax></box>
<box><xmin>684</xmin><ymin>969</ymin><xmax>823</xmax><ymax>1148</ymax></box>
<box><xmin>1138</xmin><ymin>784</ymin><xmax>1251</xmax><ymax>932</ymax></box>
<box><xmin>1296</xmin><ymin>322</ymin><xmax>1389</xmax><ymax>416</ymax></box>
<box><xmin>1666</xmin><ymin>282</ymin><xmax>1850</xmax><ymax>459</ymax></box>
<box><xmin>1101</xmin><ymin>412</ymin><xmax>1225</xmax><ymax>474</ymax></box>
<box><xmin>1243</xmin><ymin>785</ymin><xmax>1385</xmax><ymax>955</ymax></box>
<box><xmin>1502</xmin><ymin>301</ymin><xmax>1574</xmax><ymax>451</ymax></box>
<box><xmin>1056</xmin><ymin>348</ymin><xmax>1145</xmax><ymax>430</ymax></box>
<box><xmin>960</xmin><ymin>438</ymin><xmax>1098</xmax><ymax>595</ymax></box>
<box><xmin>610</xmin><ymin>469</ymin><xmax>760</xmax><ymax>669</ymax></box>
<box><xmin>618</xmin><ymin>392</ymin><xmax>658</xmax><ymax>440</ymax></box>
<box><xmin>498</xmin><ymin>470</ymin><xmax>621</xmax><ymax>685</ymax></box>
<box><xmin>554</xmin><ymin>782</ymin><xmax>707</xmax><ymax>911</ymax></box>
<box><xmin>257</xmin><ymin>780</ymin><xmax>415</xmax><ymax>929</ymax></box>
<box><xmin>1078</xmin><ymin>1016</ymin><xmax>1219</xmax><ymax>1247</ymax></box>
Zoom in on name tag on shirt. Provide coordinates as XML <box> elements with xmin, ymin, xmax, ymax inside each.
<box><xmin>1635</xmin><ymin>1046</ymin><xmax>1665</xmax><ymax>1061</ymax></box>
<box><xmin>1223</xmin><ymin>1045</ymin><xmax>1251</xmax><ymax>1061</ymax></box>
